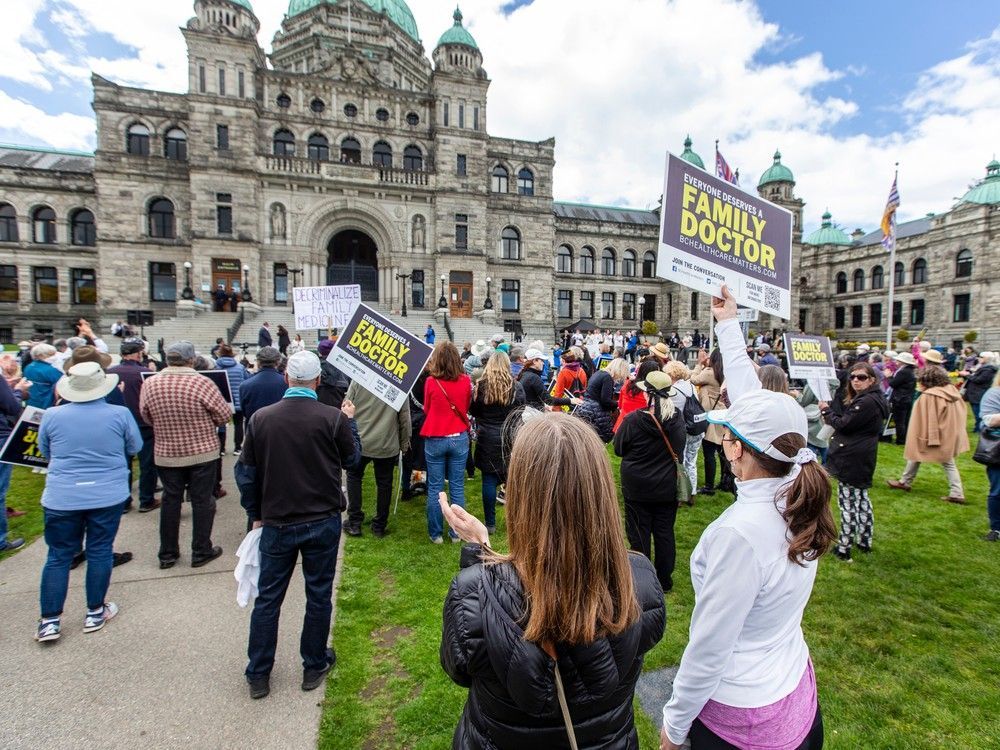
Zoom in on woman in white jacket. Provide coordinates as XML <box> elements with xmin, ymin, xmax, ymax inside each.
<box><xmin>661</xmin><ymin>286</ymin><xmax>835</xmax><ymax>750</ymax></box>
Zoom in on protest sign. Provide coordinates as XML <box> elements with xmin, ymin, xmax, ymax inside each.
<box><xmin>142</xmin><ymin>370</ymin><xmax>233</xmax><ymax>405</ymax></box>
<box><xmin>783</xmin><ymin>334</ymin><xmax>836</xmax><ymax>380</ymax></box>
<box><xmin>292</xmin><ymin>285</ymin><xmax>361</xmax><ymax>332</ymax></box>
<box><xmin>0</xmin><ymin>407</ymin><xmax>47</xmax><ymax>468</ymax></box>
<box><xmin>658</xmin><ymin>152</ymin><xmax>793</xmax><ymax>319</ymax></box>
<box><xmin>736</xmin><ymin>306</ymin><xmax>760</xmax><ymax>323</ymax></box>
<box><xmin>327</xmin><ymin>304</ymin><xmax>432</xmax><ymax>409</ymax></box>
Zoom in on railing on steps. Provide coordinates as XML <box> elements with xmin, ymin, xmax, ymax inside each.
<box><xmin>443</xmin><ymin>312</ymin><xmax>454</xmax><ymax>342</ymax></box>
<box><xmin>226</xmin><ymin>309</ymin><xmax>245</xmax><ymax>344</ymax></box>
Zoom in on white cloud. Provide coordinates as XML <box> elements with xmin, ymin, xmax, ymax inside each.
<box><xmin>0</xmin><ymin>90</ymin><xmax>94</xmax><ymax>150</ymax></box>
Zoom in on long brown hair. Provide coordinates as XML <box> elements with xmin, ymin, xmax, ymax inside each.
<box><xmin>427</xmin><ymin>341</ymin><xmax>463</xmax><ymax>381</ymax></box>
<box><xmin>478</xmin><ymin>351</ymin><xmax>515</xmax><ymax>406</ymax></box>
<box><xmin>739</xmin><ymin>433</ymin><xmax>836</xmax><ymax>564</ymax></box>
<box><xmin>758</xmin><ymin>364</ymin><xmax>789</xmax><ymax>394</ymax></box>
<box><xmin>844</xmin><ymin>362</ymin><xmax>878</xmax><ymax>404</ymax></box>
<box><xmin>486</xmin><ymin>412</ymin><xmax>639</xmax><ymax>645</ymax></box>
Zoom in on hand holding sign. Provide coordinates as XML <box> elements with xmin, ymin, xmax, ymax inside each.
<box><xmin>711</xmin><ymin>285</ymin><xmax>738</xmax><ymax>322</ymax></box>
<box><xmin>340</xmin><ymin>399</ymin><xmax>356</xmax><ymax>419</ymax></box>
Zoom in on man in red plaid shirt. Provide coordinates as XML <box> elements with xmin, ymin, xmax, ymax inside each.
<box><xmin>140</xmin><ymin>341</ymin><xmax>232</xmax><ymax>569</ymax></box>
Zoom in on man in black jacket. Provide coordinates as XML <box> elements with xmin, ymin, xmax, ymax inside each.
<box><xmin>888</xmin><ymin>352</ymin><xmax>917</xmax><ymax>445</ymax></box>
<box><xmin>238</xmin><ymin>351</ymin><xmax>359</xmax><ymax>699</ymax></box>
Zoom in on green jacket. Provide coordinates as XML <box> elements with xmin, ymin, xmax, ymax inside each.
<box><xmin>346</xmin><ymin>381</ymin><xmax>411</xmax><ymax>459</ymax></box>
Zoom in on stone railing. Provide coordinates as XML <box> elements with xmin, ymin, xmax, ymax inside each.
<box><xmin>260</xmin><ymin>155</ymin><xmax>434</xmax><ymax>188</ymax></box>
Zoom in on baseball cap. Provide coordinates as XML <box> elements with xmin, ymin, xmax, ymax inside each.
<box><xmin>287</xmin><ymin>350</ymin><xmax>322</xmax><ymax>381</ymax></box>
<box><xmin>120</xmin><ymin>338</ymin><xmax>145</xmax><ymax>356</ymax></box>
<box><xmin>524</xmin><ymin>348</ymin><xmax>545</xmax><ymax>362</ymax></box>
<box><xmin>317</xmin><ymin>339</ymin><xmax>335</xmax><ymax>357</ymax></box>
<box><xmin>490</xmin><ymin>333</ymin><xmax>505</xmax><ymax>345</ymax></box>
<box><xmin>706</xmin><ymin>389</ymin><xmax>810</xmax><ymax>463</ymax></box>
<box><xmin>166</xmin><ymin>340</ymin><xmax>196</xmax><ymax>361</ymax></box>
<box><xmin>256</xmin><ymin>345</ymin><xmax>281</xmax><ymax>365</ymax></box>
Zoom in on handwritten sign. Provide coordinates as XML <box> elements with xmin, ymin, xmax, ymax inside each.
<box><xmin>0</xmin><ymin>406</ymin><xmax>47</xmax><ymax>468</ymax></box>
<box><xmin>292</xmin><ymin>285</ymin><xmax>361</xmax><ymax>332</ymax></box>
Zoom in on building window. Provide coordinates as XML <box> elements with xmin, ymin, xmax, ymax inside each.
<box><xmin>912</xmin><ymin>258</ymin><xmax>927</xmax><ymax>284</ymax></box>
<box><xmin>458</xmin><ymin>103</ymin><xmax>465</xmax><ymax>128</ymax></box>
<box><xmin>602</xmin><ymin>292</ymin><xmax>616</xmax><ymax>319</ymax></box>
<box><xmin>834</xmin><ymin>306</ymin><xmax>845</xmax><ymax>329</ymax></box>
<box><xmin>870</xmin><ymin>303</ymin><xmax>882</xmax><ymax>327</ymax></box>
<box><xmin>835</xmin><ymin>271</ymin><xmax>847</xmax><ymax>294</ymax></box>
<box><xmin>909</xmin><ymin>299</ymin><xmax>924</xmax><ymax>326</ymax></box>
<box><xmin>302</xmin><ymin>133</ymin><xmax>327</xmax><ymax>162</ymax></box>
<box><xmin>373</xmin><ymin>141</ymin><xmax>392</xmax><ymax>167</ymax></box>
<box><xmin>411</xmin><ymin>269</ymin><xmax>425</xmax><ymax>309</ymax></box>
<box><xmin>690</xmin><ymin>292</ymin><xmax>699</xmax><ymax>320</ymax></box>
<box><xmin>871</xmin><ymin>265</ymin><xmax>884</xmax><ymax>290</ymax></box>
<box><xmin>473</xmin><ymin>106</ymin><xmax>479</xmax><ymax>130</ymax></box>
<box><xmin>406</xmin><ymin>112</ymin><xmax>419</xmax><ymax>126</ymax></box>
<box><xmin>310</xmin><ymin>98</ymin><xmax>325</xmax><ymax>114</ymax></box>
<box><xmin>892</xmin><ymin>300</ymin><xmax>902</xmax><ymax>326</ymax></box>
<box><xmin>343</xmin><ymin>103</ymin><xmax>357</xmax><ymax>118</ymax></box>
<box><xmin>70</xmin><ymin>209</ymin><xmax>96</xmax><ymax>246</ymax></box>
<box><xmin>894</xmin><ymin>262</ymin><xmax>905</xmax><ymax>286</ymax></box>
<box><xmin>149</xmin><ymin>262</ymin><xmax>176</xmax><ymax>301</ymax></box>
<box><xmin>340</xmin><ymin>137</ymin><xmax>361</xmax><ymax>164</ymax></box>
<box><xmin>557</xmin><ymin>289</ymin><xmax>572</xmax><ymax>318</ymax></box>
<box><xmin>851</xmin><ymin>305</ymin><xmax>863</xmax><ymax>327</ymax></box>
<box><xmin>0</xmin><ymin>204</ymin><xmax>17</xmax><ymax>242</ymax></box>
<box><xmin>33</xmin><ymin>266</ymin><xmax>58</xmax><ymax>303</ymax></box>
<box><xmin>556</xmin><ymin>244</ymin><xmax>573</xmax><ymax>273</ymax></box>
<box><xmin>954</xmin><ymin>294</ymin><xmax>971</xmax><ymax>322</ymax></box>
<box><xmin>164</xmin><ymin>128</ymin><xmax>187</xmax><ymax>161</ymax></box>
<box><xmin>218</xmin><ymin>67</ymin><xmax>226</xmax><ymax>96</ymax></box>
<box><xmin>623</xmin><ymin>292</ymin><xmax>636</xmax><ymax>320</ymax></box>
<box><xmin>0</xmin><ymin>265</ymin><xmax>17</xmax><ymax>302</ymax></box>
<box><xmin>501</xmin><ymin>226</ymin><xmax>521</xmax><ymax>260</ymax></box>
<box><xmin>273</xmin><ymin>263</ymin><xmax>288</xmax><ymax>304</ymax></box>
<box><xmin>216</xmin><ymin>124</ymin><xmax>229</xmax><ymax>150</ymax></box>
<box><xmin>71</xmin><ymin>268</ymin><xmax>96</xmax><ymax>304</ymax></box>
<box><xmin>216</xmin><ymin>193</ymin><xmax>233</xmax><ymax>235</ymax></box>
<box><xmin>199</xmin><ymin>65</ymin><xmax>206</xmax><ymax>93</ymax></box>
<box><xmin>442</xmin><ymin>102</ymin><xmax>449</xmax><ymax>127</ymax></box>
<box><xmin>126</xmin><ymin>123</ymin><xmax>150</xmax><ymax>155</ymax></box>
<box><xmin>491</xmin><ymin>165</ymin><xmax>509</xmax><ymax>193</ymax></box>
<box><xmin>622</xmin><ymin>249</ymin><xmax>637</xmax><ymax>277</ymax></box>
<box><xmin>455</xmin><ymin>214</ymin><xmax>468</xmax><ymax>250</ymax></box>
<box><xmin>148</xmin><ymin>198</ymin><xmax>176</xmax><ymax>239</ymax></box>
<box><xmin>276</xmin><ymin>93</ymin><xmax>291</xmax><ymax>109</ymax></box>
<box><xmin>238</xmin><ymin>70</ymin><xmax>245</xmax><ymax>98</ymax></box>
<box><xmin>601</xmin><ymin>247</ymin><xmax>616</xmax><ymax>276</ymax></box>
<box><xmin>501</xmin><ymin>279</ymin><xmax>520</xmax><ymax>312</ymax></box>
<box><xmin>403</xmin><ymin>145</ymin><xmax>423</xmax><ymax>171</ymax></box>
<box><xmin>272</xmin><ymin>129</ymin><xmax>295</xmax><ymax>156</ymax></box>
<box><xmin>642</xmin><ymin>251</ymin><xmax>656</xmax><ymax>278</ymax></box>
<box><xmin>956</xmin><ymin>249</ymin><xmax>973</xmax><ymax>278</ymax></box>
<box><xmin>456</xmin><ymin>154</ymin><xmax>466</xmax><ymax>176</ymax></box>
<box><xmin>853</xmin><ymin>269</ymin><xmax>865</xmax><ymax>292</ymax></box>
<box><xmin>517</xmin><ymin>168</ymin><xmax>534</xmax><ymax>196</ymax></box>
<box><xmin>32</xmin><ymin>207</ymin><xmax>56</xmax><ymax>244</ymax></box>
<box><xmin>581</xmin><ymin>291</ymin><xmax>595</xmax><ymax>319</ymax></box>
<box><xmin>580</xmin><ymin>246</ymin><xmax>595</xmax><ymax>274</ymax></box>
<box><xmin>375</xmin><ymin>107</ymin><xmax>390</xmax><ymax>122</ymax></box>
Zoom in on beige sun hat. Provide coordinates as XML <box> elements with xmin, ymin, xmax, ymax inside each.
<box><xmin>892</xmin><ymin>352</ymin><xmax>918</xmax><ymax>367</ymax></box>
<box><xmin>923</xmin><ymin>349</ymin><xmax>944</xmax><ymax>365</ymax></box>
<box><xmin>57</xmin><ymin>361</ymin><xmax>119</xmax><ymax>403</ymax></box>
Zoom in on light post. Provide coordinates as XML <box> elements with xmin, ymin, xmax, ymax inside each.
<box><xmin>241</xmin><ymin>264</ymin><xmax>252</xmax><ymax>301</ymax></box>
<box><xmin>484</xmin><ymin>276</ymin><xmax>493</xmax><ymax>309</ymax></box>
<box><xmin>289</xmin><ymin>267</ymin><xmax>302</xmax><ymax>288</ymax></box>
<box><xmin>396</xmin><ymin>271</ymin><xmax>411</xmax><ymax>317</ymax></box>
<box><xmin>638</xmin><ymin>295</ymin><xmax>645</xmax><ymax>323</ymax></box>
<box><xmin>181</xmin><ymin>260</ymin><xmax>194</xmax><ymax>300</ymax></box>
<box><xmin>438</xmin><ymin>273</ymin><xmax>447</xmax><ymax>308</ymax></box>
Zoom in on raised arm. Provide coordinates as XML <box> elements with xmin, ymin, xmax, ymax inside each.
<box><xmin>711</xmin><ymin>286</ymin><xmax>760</xmax><ymax>402</ymax></box>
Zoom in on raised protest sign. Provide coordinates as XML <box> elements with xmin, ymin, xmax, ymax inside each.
<box><xmin>327</xmin><ymin>304</ymin><xmax>432</xmax><ymax>410</ymax></box>
<box><xmin>783</xmin><ymin>334</ymin><xmax>836</xmax><ymax>380</ymax></box>
<box><xmin>0</xmin><ymin>407</ymin><xmax>47</xmax><ymax>468</ymax></box>
<box><xmin>736</xmin><ymin>306</ymin><xmax>760</xmax><ymax>323</ymax></box>
<box><xmin>141</xmin><ymin>369</ymin><xmax>233</xmax><ymax>405</ymax></box>
<box><xmin>658</xmin><ymin>152</ymin><xmax>793</xmax><ymax>319</ymax></box>
<box><xmin>293</xmin><ymin>285</ymin><xmax>361</xmax><ymax>332</ymax></box>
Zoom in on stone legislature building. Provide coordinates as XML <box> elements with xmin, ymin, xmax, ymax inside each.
<box><xmin>0</xmin><ymin>0</ymin><xmax>997</xmax><ymax>348</ymax></box>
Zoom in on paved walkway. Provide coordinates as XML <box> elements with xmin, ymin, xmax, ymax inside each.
<box><xmin>0</xmin><ymin>455</ymin><xmax>337</xmax><ymax>750</ymax></box>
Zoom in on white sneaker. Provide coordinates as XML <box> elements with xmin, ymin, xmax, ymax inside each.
<box><xmin>83</xmin><ymin>602</ymin><xmax>119</xmax><ymax>633</ymax></box>
<box><xmin>430</xmin><ymin>536</ymin><xmax>444</xmax><ymax>544</ymax></box>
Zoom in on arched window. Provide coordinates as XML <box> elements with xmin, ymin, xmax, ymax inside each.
<box><xmin>642</xmin><ymin>251</ymin><xmax>656</xmax><ymax>278</ymax></box>
<box><xmin>126</xmin><ymin>123</ymin><xmax>150</xmax><ymax>155</ymax></box>
<box><xmin>148</xmin><ymin>198</ymin><xmax>175</xmax><ymax>239</ymax></box>
<box><xmin>164</xmin><ymin>128</ymin><xmax>187</xmax><ymax>160</ymax></box>
<box><xmin>622</xmin><ymin>249</ymin><xmax>637</xmax><ymax>277</ymax></box>
<box><xmin>956</xmin><ymin>249</ymin><xmax>973</xmax><ymax>278</ymax></box>
<box><xmin>373</xmin><ymin>141</ymin><xmax>392</xmax><ymax>167</ymax></box>
<box><xmin>70</xmin><ymin>209</ymin><xmax>96</xmax><ymax>246</ymax></box>
<box><xmin>871</xmin><ymin>265</ymin><xmax>884</xmax><ymax>290</ymax></box>
<box><xmin>556</xmin><ymin>244</ymin><xmax>573</xmax><ymax>273</ymax></box>
<box><xmin>601</xmin><ymin>247</ymin><xmax>616</xmax><ymax>276</ymax></box>
<box><xmin>32</xmin><ymin>206</ymin><xmax>56</xmax><ymax>244</ymax></box>
<box><xmin>340</xmin><ymin>137</ymin><xmax>361</xmax><ymax>164</ymax></box>
<box><xmin>517</xmin><ymin>168</ymin><xmax>534</xmax><ymax>196</ymax></box>
<box><xmin>579</xmin><ymin>246</ymin><xmax>595</xmax><ymax>274</ymax></box>
<box><xmin>272</xmin><ymin>129</ymin><xmax>295</xmax><ymax>157</ymax></box>
<box><xmin>835</xmin><ymin>271</ymin><xmax>847</xmax><ymax>294</ymax></box>
<box><xmin>491</xmin><ymin>165</ymin><xmax>509</xmax><ymax>193</ymax></box>
<box><xmin>0</xmin><ymin>203</ymin><xmax>17</xmax><ymax>242</ymax></box>
<box><xmin>306</xmin><ymin>133</ymin><xmax>329</xmax><ymax>161</ymax></box>
<box><xmin>403</xmin><ymin>145</ymin><xmax>422</xmax><ymax>171</ymax></box>
<box><xmin>853</xmin><ymin>268</ymin><xmax>865</xmax><ymax>292</ymax></box>
<box><xmin>501</xmin><ymin>226</ymin><xmax>521</xmax><ymax>260</ymax></box>
<box><xmin>894</xmin><ymin>262</ymin><xmax>905</xmax><ymax>286</ymax></box>
<box><xmin>911</xmin><ymin>258</ymin><xmax>927</xmax><ymax>284</ymax></box>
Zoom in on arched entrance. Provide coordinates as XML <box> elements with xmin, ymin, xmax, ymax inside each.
<box><xmin>327</xmin><ymin>229</ymin><xmax>378</xmax><ymax>301</ymax></box>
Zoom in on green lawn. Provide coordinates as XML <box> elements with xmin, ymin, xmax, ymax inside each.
<box><xmin>1</xmin><ymin>466</ymin><xmax>46</xmax><ymax>559</ymax></box>
<box><xmin>321</xmin><ymin>430</ymin><xmax>1000</xmax><ymax>750</ymax></box>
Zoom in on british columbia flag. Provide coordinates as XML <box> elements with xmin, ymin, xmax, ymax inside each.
<box><xmin>715</xmin><ymin>147</ymin><xmax>738</xmax><ymax>185</ymax></box>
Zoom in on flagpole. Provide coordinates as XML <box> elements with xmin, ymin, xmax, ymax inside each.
<box><xmin>885</xmin><ymin>164</ymin><xmax>898</xmax><ymax>350</ymax></box>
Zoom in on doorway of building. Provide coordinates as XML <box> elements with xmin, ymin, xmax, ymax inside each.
<box><xmin>449</xmin><ymin>270</ymin><xmax>473</xmax><ymax>318</ymax></box>
<box><xmin>327</xmin><ymin>229</ymin><xmax>378</xmax><ymax>301</ymax></box>
<box><xmin>211</xmin><ymin>258</ymin><xmax>242</xmax><ymax>310</ymax></box>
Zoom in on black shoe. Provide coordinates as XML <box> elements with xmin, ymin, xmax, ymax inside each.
<box><xmin>138</xmin><ymin>499</ymin><xmax>161</xmax><ymax>513</ymax></box>
<box><xmin>122</xmin><ymin>501</ymin><xmax>133</xmax><ymax>514</ymax></box>
<box><xmin>159</xmin><ymin>558</ymin><xmax>178</xmax><ymax>570</ymax></box>
<box><xmin>697</xmin><ymin>487</ymin><xmax>716</xmax><ymax>496</ymax></box>
<box><xmin>0</xmin><ymin>537</ymin><xmax>24</xmax><ymax>552</ymax></box>
<box><xmin>857</xmin><ymin>545</ymin><xmax>872</xmax><ymax>554</ymax></box>
<box><xmin>191</xmin><ymin>546</ymin><xmax>223</xmax><ymax>567</ymax></box>
<box><xmin>70</xmin><ymin>550</ymin><xmax>87</xmax><ymax>570</ymax></box>
<box><xmin>248</xmin><ymin>675</ymin><xmax>270</xmax><ymax>699</ymax></box>
<box><xmin>302</xmin><ymin>657</ymin><xmax>335</xmax><ymax>691</ymax></box>
<box><xmin>399</xmin><ymin>490</ymin><xmax>413</xmax><ymax>502</ymax></box>
<box><xmin>344</xmin><ymin>525</ymin><xmax>362</xmax><ymax>537</ymax></box>
<box><xmin>833</xmin><ymin>548</ymin><xmax>853</xmax><ymax>563</ymax></box>
<box><xmin>983</xmin><ymin>530</ymin><xmax>1000</xmax><ymax>542</ymax></box>
<box><xmin>112</xmin><ymin>552</ymin><xmax>133</xmax><ymax>567</ymax></box>
<box><xmin>372</xmin><ymin>527</ymin><xmax>389</xmax><ymax>539</ymax></box>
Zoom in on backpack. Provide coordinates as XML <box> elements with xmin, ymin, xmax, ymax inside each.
<box><xmin>682</xmin><ymin>389</ymin><xmax>708</xmax><ymax>436</ymax></box>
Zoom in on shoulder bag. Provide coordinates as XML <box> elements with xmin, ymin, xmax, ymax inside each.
<box><xmin>973</xmin><ymin>427</ymin><xmax>1000</xmax><ymax>466</ymax></box>
<box><xmin>645</xmin><ymin>411</ymin><xmax>693</xmax><ymax>506</ymax></box>
<box><xmin>434</xmin><ymin>377</ymin><xmax>472</xmax><ymax>434</ymax></box>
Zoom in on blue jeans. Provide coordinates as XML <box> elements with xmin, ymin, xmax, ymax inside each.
<box><xmin>987</xmin><ymin>466</ymin><xmax>1000</xmax><ymax>532</ymax></box>
<box><xmin>972</xmin><ymin>402</ymin><xmax>982</xmax><ymax>433</ymax></box>
<box><xmin>40</xmin><ymin>502</ymin><xmax>124</xmax><ymax>617</ymax></box>
<box><xmin>246</xmin><ymin>514</ymin><xmax>341</xmax><ymax>679</ymax></box>
<box><xmin>0</xmin><ymin>461</ymin><xmax>12</xmax><ymax>548</ymax></box>
<box><xmin>481</xmin><ymin>471</ymin><xmax>499</xmax><ymax>529</ymax></box>
<box><xmin>425</xmin><ymin>433</ymin><xmax>469</xmax><ymax>539</ymax></box>
<box><xmin>808</xmin><ymin>444</ymin><xmax>828</xmax><ymax>465</ymax></box>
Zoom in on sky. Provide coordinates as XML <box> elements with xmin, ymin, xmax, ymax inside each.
<box><xmin>0</xmin><ymin>0</ymin><xmax>997</xmax><ymax>235</ymax></box>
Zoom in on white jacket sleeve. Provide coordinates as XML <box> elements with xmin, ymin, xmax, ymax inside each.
<box><xmin>662</xmin><ymin>528</ymin><xmax>762</xmax><ymax>744</ymax></box>
<box><xmin>715</xmin><ymin>318</ymin><xmax>760</xmax><ymax>402</ymax></box>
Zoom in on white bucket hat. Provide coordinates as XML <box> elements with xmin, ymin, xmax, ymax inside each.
<box><xmin>707</xmin><ymin>389</ymin><xmax>811</xmax><ymax>464</ymax></box>
<box><xmin>57</xmin><ymin>361</ymin><xmax>119</xmax><ymax>403</ymax></box>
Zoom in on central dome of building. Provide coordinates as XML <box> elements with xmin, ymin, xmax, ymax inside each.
<box><xmin>286</xmin><ymin>0</ymin><xmax>420</xmax><ymax>42</ymax></box>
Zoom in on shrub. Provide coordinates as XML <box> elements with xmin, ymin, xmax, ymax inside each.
<box><xmin>640</xmin><ymin>320</ymin><xmax>658</xmax><ymax>335</ymax></box>
<box><xmin>896</xmin><ymin>328</ymin><xmax>910</xmax><ymax>342</ymax></box>
<box><xmin>964</xmin><ymin>330</ymin><xmax>978</xmax><ymax>343</ymax></box>
<box><xmin>822</xmin><ymin>329</ymin><xmax>837</xmax><ymax>340</ymax></box>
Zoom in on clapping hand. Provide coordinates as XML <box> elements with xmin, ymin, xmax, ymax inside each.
<box><xmin>711</xmin><ymin>284</ymin><xmax>738</xmax><ymax>322</ymax></box>
<box><xmin>438</xmin><ymin>492</ymin><xmax>489</xmax><ymax>545</ymax></box>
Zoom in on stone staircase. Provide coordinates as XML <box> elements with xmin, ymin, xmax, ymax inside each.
<box><xmin>102</xmin><ymin>310</ymin><xmax>239</xmax><ymax>357</ymax></box>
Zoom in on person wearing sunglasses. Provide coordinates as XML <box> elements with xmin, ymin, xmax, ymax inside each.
<box><xmin>819</xmin><ymin>362</ymin><xmax>890</xmax><ymax>562</ymax></box>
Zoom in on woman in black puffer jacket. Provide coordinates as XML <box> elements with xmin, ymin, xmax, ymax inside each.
<box><xmin>439</xmin><ymin>412</ymin><xmax>666</xmax><ymax>749</ymax></box>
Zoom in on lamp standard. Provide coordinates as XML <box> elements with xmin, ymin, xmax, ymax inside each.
<box><xmin>241</xmin><ymin>264</ymin><xmax>252</xmax><ymax>301</ymax></box>
<box><xmin>395</xmin><ymin>271</ymin><xmax>411</xmax><ymax>317</ymax></box>
<box><xmin>484</xmin><ymin>276</ymin><xmax>493</xmax><ymax>309</ymax></box>
<box><xmin>438</xmin><ymin>273</ymin><xmax>447</xmax><ymax>308</ymax></box>
<box><xmin>289</xmin><ymin>267</ymin><xmax>302</xmax><ymax>288</ymax></box>
<box><xmin>181</xmin><ymin>260</ymin><xmax>194</xmax><ymax>300</ymax></box>
<box><xmin>638</xmin><ymin>295</ymin><xmax>646</xmax><ymax>323</ymax></box>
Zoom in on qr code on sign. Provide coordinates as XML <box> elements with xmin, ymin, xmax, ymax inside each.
<box><xmin>763</xmin><ymin>285</ymin><xmax>780</xmax><ymax>311</ymax></box>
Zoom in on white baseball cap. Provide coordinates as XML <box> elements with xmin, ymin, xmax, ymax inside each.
<box><xmin>286</xmin><ymin>350</ymin><xmax>322</xmax><ymax>381</ymax></box>
<box><xmin>524</xmin><ymin>348</ymin><xmax>545</xmax><ymax>362</ymax></box>
<box><xmin>707</xmin><ymin>389</ymin><xmax>811</xmax><ymax>464</ymax></box>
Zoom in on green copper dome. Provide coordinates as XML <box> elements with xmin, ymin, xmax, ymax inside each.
<box><xmin>804</xmin><ymin>210</ymin><xmax>852</xmax><ymax>246</ymax></box>
<box><xmin>679</xmin><ymin>135</ymin><xmax>705</xmax><ymax>169</ymax></box>
<box><xmin>287</xmin><ymin>0</ymin><xmax>420</xmax><ymax>43</ymax></box>
<box><xmin>437</xmin><ymin>6</ymin><xmax>478</xmax><ymax>49</ymax></box>
<box><xmin>228</xmin><ymin>0</ymin><xmax>254</xmax><ymax>11</ymax></box>
<box><xmin>758</xmin><ymin>149</ymin><xmax>794</xmax><ymax>187</ymax></box>
<box><xmin>960</xmin><ymin>159</ymin><xmax>1000</xmax><ymax>205</ymax></box>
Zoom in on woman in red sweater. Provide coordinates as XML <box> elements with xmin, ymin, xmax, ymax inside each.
<box><xmin>615</xmin><ymin>359</ymin><xmax>662</xmax><ymax>433</ymax></box>
<box><xmin>422</xmin><ymin>342</ymin><xmax>473</xmax><ymax>543</ymax></box>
